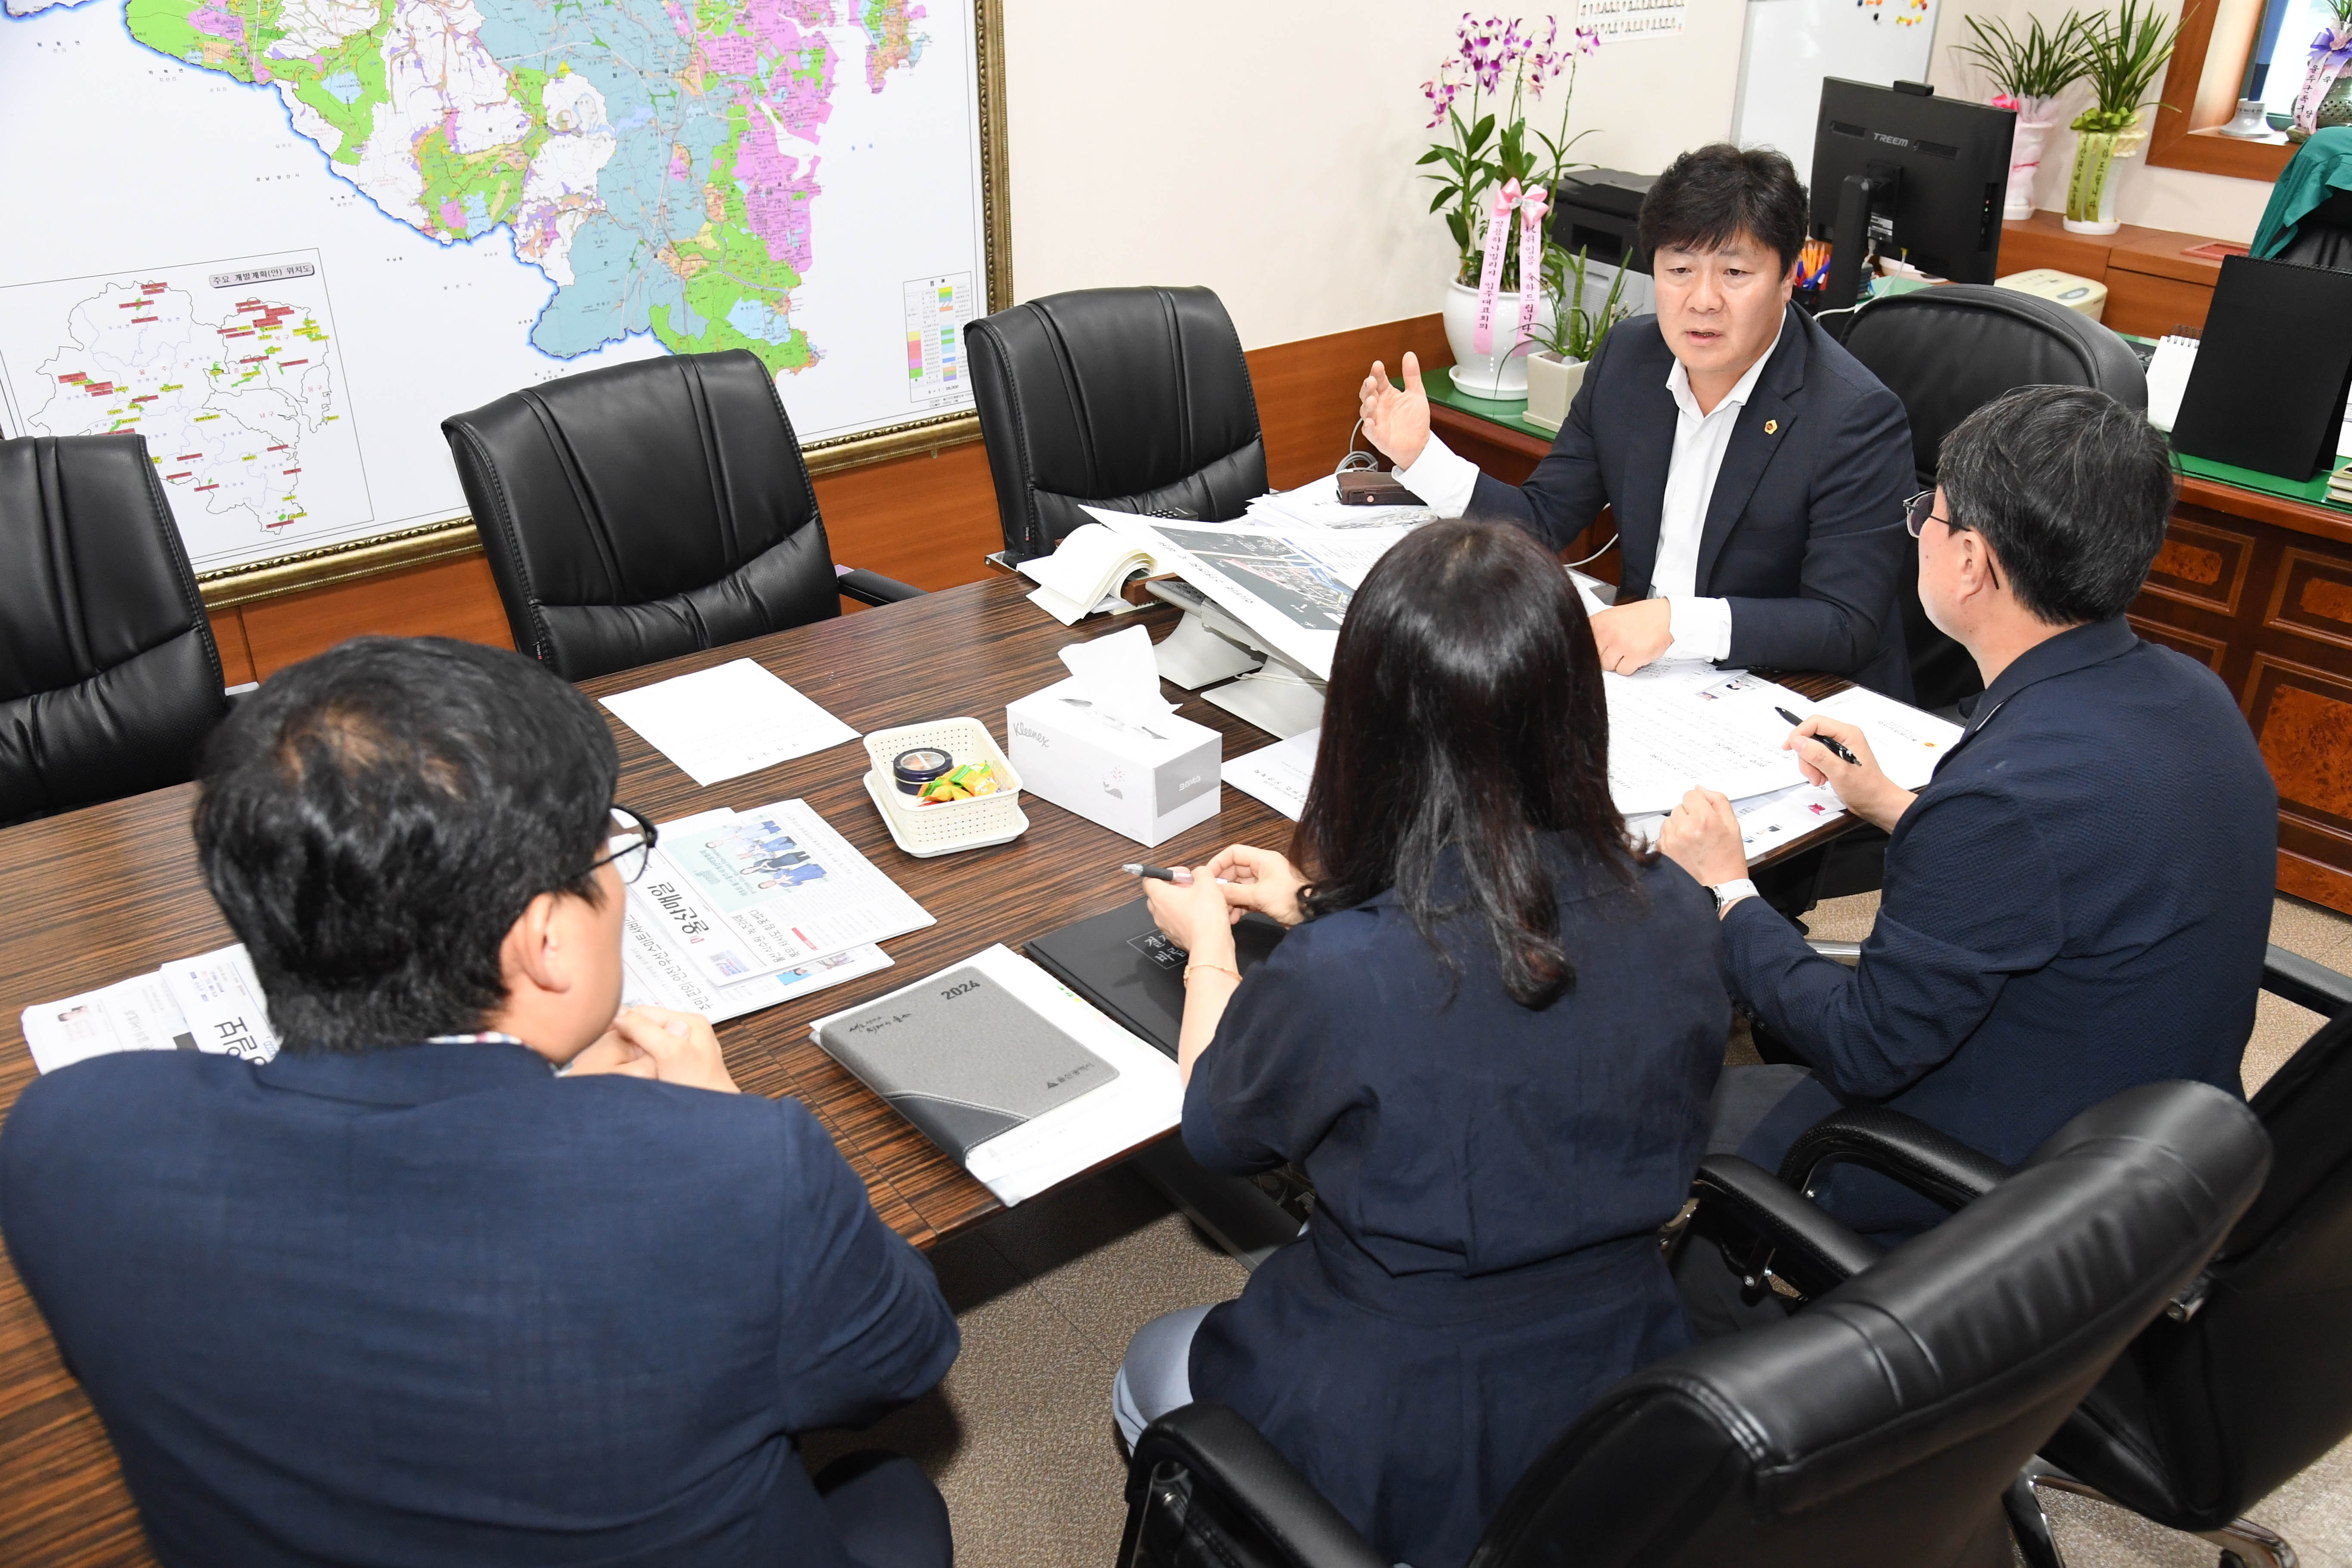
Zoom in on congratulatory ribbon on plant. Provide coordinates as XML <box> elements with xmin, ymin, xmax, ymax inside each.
<box><xmin>1472</xmin><ymin>179</ymin><xmax>1551</xmax><ymax>358</ymax></box>
<box><xmin>2065</xmin><ymin>105</ymin><xmax>2151</xmax><ymax>223</ymax></box>
<box><xmin>2296</xmin><ymin>27</ymin><xmax>2352</xmax><ymax>134</ymax></box>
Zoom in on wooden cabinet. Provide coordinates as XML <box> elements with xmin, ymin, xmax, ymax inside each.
<box><xmin>1996</xmin><ymin>211</ymin><xmax>2227</xmax><ymax>338</ymax></box>
<box><xmin>2129</xmin><ymin>480</ymin><xmax>2352</xmax><ymax>912</ymax></box>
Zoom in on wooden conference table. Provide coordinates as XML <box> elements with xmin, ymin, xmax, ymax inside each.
<box><xmin>0</xmin><ymin>572</ymin><xmax>1851</xmax><ymax>1564</ymax></box>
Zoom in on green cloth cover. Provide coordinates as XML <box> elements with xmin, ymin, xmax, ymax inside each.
<box><xmin>2254</xmin><ymin>126</ymin><xmax>2352</xmax><ymax>259</ymax></box>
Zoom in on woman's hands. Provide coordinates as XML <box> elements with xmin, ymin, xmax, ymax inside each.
<box><xmin>1204</xmin><ymin>844</ymin><xmax>1310</xmax><ymax>927</ymax></box>
<box><xmin>1144</xmin><ymin>868</ymin><xmax>1237</xmax><ymax>965</ymax></box>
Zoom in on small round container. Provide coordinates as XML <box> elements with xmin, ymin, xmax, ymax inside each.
<box><xmin>892</xmin><ymin>746</ymin><xmax>955</xmax><ymax>796</ymax></box>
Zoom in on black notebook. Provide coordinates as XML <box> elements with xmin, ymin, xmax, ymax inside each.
<box><xmin>2172</xmin><ymin>255</ymin><xmax>2352</xmax><ymax>481</ymax></box>
<box><xmin>1024</xmin><ymin>897</ymin><xmax>1289</xmax><ymax>1059</ymax></box>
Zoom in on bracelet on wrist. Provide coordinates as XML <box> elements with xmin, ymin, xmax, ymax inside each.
<box><xmin>1184</xmin><ymin>960</ymin><xmax>1241</xmax><ymax>985</ymax></box>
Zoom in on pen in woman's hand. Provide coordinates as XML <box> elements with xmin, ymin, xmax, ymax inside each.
<box><xmin>1122</xmin><ymin>862</ymin><xmax>1192</xmax><ymax>885</ymax></box>
<box><xmin>1774</xmin><ymin>705</ymin><xmax>1860</xmax><ymax>767</ymax></box>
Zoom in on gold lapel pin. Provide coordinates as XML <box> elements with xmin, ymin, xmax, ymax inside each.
<box><xmin>1764</xmin><ymin>419</ymin><xmax>1779</xmax><ymax>434</ymax></box>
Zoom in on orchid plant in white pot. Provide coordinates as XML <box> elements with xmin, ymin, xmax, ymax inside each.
<box><xmin>1417</xmin><ymin>14</ymin><xmax>1600</xmax><ymax>399</ymax></box>
<box><xmin>1523</xmin><ymin>245</ymin><xmax>1634</xmax><ymax>432</ymax></box>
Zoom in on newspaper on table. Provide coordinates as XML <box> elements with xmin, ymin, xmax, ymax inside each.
<box><xmin>627</xmin><ymin>801</ymin><xmax>934</xmax><ymax>990</ymax></box>
<box><xmin>20</xmin><ymin>945</ymin><xmax>280</xmax><ymax>1075</ymax></box>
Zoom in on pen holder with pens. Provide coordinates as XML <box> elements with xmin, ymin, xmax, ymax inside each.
<box><xmin>860</xmin><ymin>718</ymin><xmax>1029</xmax><ymax>857</ymax></box>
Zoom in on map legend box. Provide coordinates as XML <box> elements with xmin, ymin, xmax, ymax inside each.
<box><xmin>903</xmin><ymin>272</ymin><xmax>975</xmax><ymax>407</ymax></box>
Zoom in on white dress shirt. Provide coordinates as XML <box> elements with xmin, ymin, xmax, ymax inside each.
<box><xmin>1395</xmin><ymin>319</ymin><xmax>1786</xmax><ymax>663</ymax></box>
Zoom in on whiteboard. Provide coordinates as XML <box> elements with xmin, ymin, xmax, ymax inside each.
<box><xmin>0</xmin><ymin>0</ymin><xmax>1002</xmax><ymax>584</ymax></box>
<box><xmin>1731</xmin><ymin>0</ymin><xmax>1940</xmax><ymax>177</ymax></box>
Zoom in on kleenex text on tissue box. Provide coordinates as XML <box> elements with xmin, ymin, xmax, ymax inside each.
<box><xmin>1004</xmin><ymin>626</ymin><xmax>1220</xmax><ymax>846</ymax></box>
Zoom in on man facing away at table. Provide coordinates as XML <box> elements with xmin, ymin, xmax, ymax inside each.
<box><xmin>1657</xmin><ymin>386</ymin><xmax>2277</xmax><ymax>1333</ymax></box>
<box><xmin>1358</xmin><ymin>142</ymin><xmax>1917</xmax><ymax>697</ymax></box>
<box><xmin>0</xmin><ymin>636</ymin><xmax>958</xmax><ymax>1568</ymax></box>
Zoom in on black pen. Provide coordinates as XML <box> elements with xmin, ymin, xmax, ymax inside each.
<box><xmin>1121</xmin><ymin>862</ymin><xmax>1193</xmax><ymax>886</ymax></box>
<box><xmin>1775</xmin><ymin>705</ymin><xmax>1861</xmax><ymax>766</ymax></box>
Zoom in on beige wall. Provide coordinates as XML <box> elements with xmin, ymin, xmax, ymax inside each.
<box><xmin>1001</xmin><ymin>0</ymin><xmax>1750</xmax><ymax>351</ymax></box>
<box><xmin>1923</xmin><ymin>0</ymin><xmax>2272</xmax><ymax>239</ymax></box>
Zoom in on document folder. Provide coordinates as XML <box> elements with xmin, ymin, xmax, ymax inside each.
<box><xmin>2171</xmin><ymin>255</ymin><xmax>2352</xmax><ymax>481</ymax></box>
<box><xmin>1024</xmin><ymin>898</ymin><xmax>1288</xmax><ymax>1059</ymax></box>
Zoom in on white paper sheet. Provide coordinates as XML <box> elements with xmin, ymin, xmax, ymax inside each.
<box><xmin>19</xmin><ymin>972</ymin><xmax>195</xmax><ymax>1075</ymax></box>
<box><xmin>600</xmin><ymin>659</ymin><xmax>857</xmax><ymax>788</ymax></box>
<box><xmin>629</xmin><ymin>799</ymin><xmax>934</xmax><ymax>988</ymax></box>
<box><xmin>1601</xmin><ymin>669</ymin><xmax>1810</xmax><ymax>814</ymax></box>
<box><xmin>810</xmin><ymin>943</ymin><xmax>1180</xmax><ymax>1206</ymax></box>
<box><xmin>1059</xmin><ymin>624</ymin><xmax>1178</xmax><ymax>720</ymax></box>
<box><xmin>1225</xmin><ymin>727</ymin><xmax>1320</xmax><ymax>821</ymax></box>
<box><xmin>1808</xmin><ymin>687</ymin><xmax>1966</xmax><ymax>790</ymax></box>
<box><xmin>620</xmin><ymin>910</ymin><xmax>890</xmax><ymax>1022</ymax></box>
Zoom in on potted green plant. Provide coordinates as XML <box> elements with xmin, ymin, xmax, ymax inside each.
<box><xmin>2064</xmin><ymin>0</ymin><xmax>2182</xmax><ymax>234</ymax></box>
<box><xmin>2289</xmin><ymin>1</ymin><xmax>2352</xmax><ymax>141</ymax></box>
<box><xmin>1417</xmin><ymin>15</ymin><xmax>1601</xmax><ymax>398</ymax></box>
<box><xmin>1950</xmin><ymin>11</ymin><xmax>2090</xmax><ymax>218</ymax></box>
<box><xmin>1523</xmin><ymin>245</ymin><xmax>1634</xmax><ymax>432</ymax></box>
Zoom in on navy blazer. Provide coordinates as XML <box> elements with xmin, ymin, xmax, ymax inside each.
<box><xmin>0</xmin><ymin>1042</ymin><xmax>958</xmax><ymax>1568</ymax></box>
<box><xmin>1468</xmin><ymin>303</ymin><xmax>1916</xmax><ymax>697</ymax></box>
<box><xmin>1180</xmin><ymin>847</ymin><xmax>1726</xmax><ymax>1568</ymax></box>
<box><xmin>1722</xmin><ymin>619</ymin><xmax>2278</xmax><ymax>1235</ymax></box>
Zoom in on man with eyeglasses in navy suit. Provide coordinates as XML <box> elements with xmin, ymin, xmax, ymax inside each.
<box><xmin>0</xmin><ymin>636</ymin><xmax>958</xmax><ymax>1568</ymax></box>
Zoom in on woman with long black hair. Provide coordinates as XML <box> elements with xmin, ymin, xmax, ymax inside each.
<box><xmin>1113</xmin><ymin>519</ymin><xmax>1726</xmax><ymax>1568</ymax></box>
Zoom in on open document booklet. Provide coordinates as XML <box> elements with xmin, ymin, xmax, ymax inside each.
<box><xmin>19</xmin><ymin>798</ymin><xmax>924</xmax><ymax>1076</ymax></box>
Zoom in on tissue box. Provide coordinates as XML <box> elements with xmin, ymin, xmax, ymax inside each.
<box><xmin>1006</xmin><ymin>677</ymin><xmax>1221</xmax><ymax>847</ymax></box>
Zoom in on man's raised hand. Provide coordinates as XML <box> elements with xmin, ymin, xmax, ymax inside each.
<box><xmin>1358</xmin><ymin>352</ymin><xmax>1432</xmax><ymax>469</ymax></box>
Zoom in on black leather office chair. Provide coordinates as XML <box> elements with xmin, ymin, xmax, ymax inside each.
<box><xmin>0</xmin><ymin>433</ymin><xmax>229</xmax><ymax>825</ymax></box>
<box><xmin>1836</xmin><ymin>285</ymin><xmax>2150</xmax><ymax>712</ymax></box>
<box><xmin>1727</xmin><ymin>949</ymin><xmax>2352</xmax><ymax>1568</ymax></box>
<box><xmin>967</xmin><ymin>286</ymin><xmax>1267</xmax><ymax>562</ymax></box>
<box><xmin>2276</xmin><ymin>188</ymin><xmax>2352</xmax><ymax>270</ymax></box>
<box><xmin>1119</xmin><ymin>1081</ymin><xmax>2268</xmax><ymax>1568</ymax></box>
<box><xmin>442</xmin><ymin>349</ymin><xmax>921</xmax><ymax>683</ymax></box>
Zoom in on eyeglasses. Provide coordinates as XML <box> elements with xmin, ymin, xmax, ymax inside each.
<box><xmin>584</xmin><ymin>804</ymin><xmax>659</xmax><ymax>885</ymax></box>
<box><xmin>1902</xmin><ymin>490</ymin><xmax>2000</xmax><ymax>591</ymax></box>
<box><xmin>1903</xmin><ymin>489</ymin><xmax>1943</xmax><ymax>538</ymax></box>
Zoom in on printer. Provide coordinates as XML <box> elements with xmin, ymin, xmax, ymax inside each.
<box><xmin>1550</xmin><ymin>168</ymin><xmax>1655</xmax><ymax>274</ymax></box>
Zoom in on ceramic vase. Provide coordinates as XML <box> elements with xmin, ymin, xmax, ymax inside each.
<box><xmin>2063</xmin><ymin>114</ymin><xmax>2148</xmax><ymax>236</ymax></box>
<box><xmin>2005</xmin><ymin>98</ymin><xmax>2060</xmax><ymax>220</ymax></box>
<box><xmin>1524</xmin><ymin>351</ymin><xmax>1589</xmax><ymax>433</ymax></box>
<box><xmin>1441</xmin><ymin>280</ymin><xmax>1553</xmax><ymax>400</ymax></box>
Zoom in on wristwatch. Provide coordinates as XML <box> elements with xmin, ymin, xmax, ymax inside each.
<box><xmin>1708</xmin><ymin>877</ymin><xmax>1759</xmax><ymax>913</ymax></box>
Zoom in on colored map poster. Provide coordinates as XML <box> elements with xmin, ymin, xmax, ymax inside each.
<box><xmin>0</xmin><ymin>0</ymin><xmax>993</xmax><ymax>575</ymax></box>
<box><xmin>0</xmin><ymin>252</ymin><xmax>372</xmax><ymax>569</ymax></box>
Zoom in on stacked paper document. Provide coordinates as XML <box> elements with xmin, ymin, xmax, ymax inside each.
<box><xmin>20</xmin><ymin>945</ymin><xmax>280</xmax><ymax>1076</ymax></box>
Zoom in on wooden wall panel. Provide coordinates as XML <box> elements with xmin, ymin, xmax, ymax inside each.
<box><xmin>813</xmin><ymin>439</ymin><xmax>1003</xmax><ymax>589</ymax></box>
<box><xmin>1246</xmin><ymin>314</ymin><xmax>1453</xmax><ymax>489</ymax></box>
<box><xmin>207</xmin><ymin>613</ymin><xmax>255</xmax><ymax>687</ymax></box>
<box><xmin>2141</xmin><ymin>516</ymin><xmax>2254</xmax><ymax>617</ymax></box>
<box><xmin>241</xmin><ymin>555</ymin><xmax>513</xmax><ymax>679</ymax></box>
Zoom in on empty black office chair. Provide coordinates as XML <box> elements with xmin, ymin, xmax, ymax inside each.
<box><xmin>0</xmin><ymin>433</ymin><xmax>229</xmax><ymax>824</ymax></box>
<box><xmin>442</xmin><ymin>349</ymin><xmax>921</xmax><ymax>683</ymax></box>
<box><xmin>967</xmin><ymin>286</ymin><xmax>1267</xmax><ymax>562</ymax></box>
<box><xmin>1836</xmin><ymin>285</ymin><xmax>2149</xmax><ymax>711</ymax></box>
<box><xmin>1119</xmin><ymin>1081</ymin><xmax>2268</xmax><ymax>1568</ymax></box>
<box><xmin>1730</xmin><ymin>950</ymin><xmax>2352</xmax><ymax>1568</ymax></box>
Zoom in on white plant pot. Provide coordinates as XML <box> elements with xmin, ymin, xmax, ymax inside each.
<box><xmin>1442</xmin><ymin>280</ymin><xmax>1552</xmax><ymax>400</ymax></box>
<box><xmin>1523</xmin><ymin>351</ymin><xmax>1587</xmax><ymax>433</ymax></box>
<box><xmin>2005</xmin><ymin>114</ymin><xmax>2057</xmax><ymax>220</ymax></box>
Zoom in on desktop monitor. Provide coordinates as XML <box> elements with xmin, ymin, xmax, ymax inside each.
<box><xmin>1809</xmin><ymin>79</ymin><xmax>2015</xmax><ymax>309</ymax></box>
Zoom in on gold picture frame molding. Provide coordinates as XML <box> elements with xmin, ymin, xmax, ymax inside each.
<box><xmin>199</xmin><ymin>0</ymin><xmax>1013</xmax><ymax>612</ymax></box>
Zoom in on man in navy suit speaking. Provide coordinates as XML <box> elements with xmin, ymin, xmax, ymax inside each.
<box><xmin>0</xmin><ymin>637</ymin><xmax>958</xmax><ymax>1568</ymax></box>
<box><xmin>1360</xmin><ymin>143</ymin><xmax>1916</xmax><ymax>697</ymax></box>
